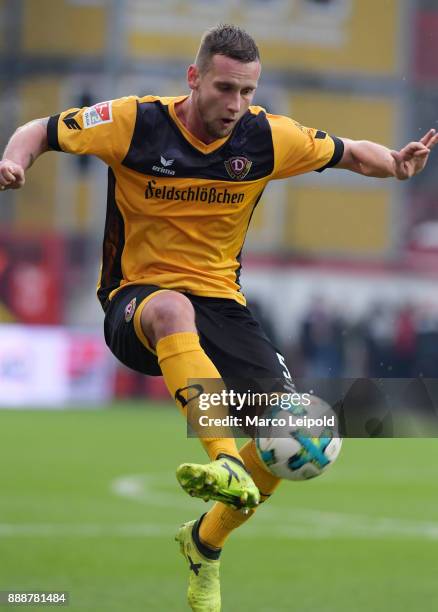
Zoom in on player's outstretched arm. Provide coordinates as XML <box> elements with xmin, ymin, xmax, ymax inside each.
<box><xmin>0</xmin><ymin>117</ymin><xmax>49</xmax><ymax>191</ymax></box>
<box><xmin>336</xmin><ymin>129</ymin><xmax>438</xmax><ymax>180</ymax></box>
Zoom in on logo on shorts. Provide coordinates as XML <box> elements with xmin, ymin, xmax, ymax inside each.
<box><xmin>124</xmin><ymin>297</ymin><xmax>136</xmax><ymax>323</ymax></box>
<box><xmin>83</xmin><ymin>101</ymin><xmax>113</xmax><ymax>129</ymax></box>
<box><xmin>224</xmin><ymin>156</ymin><xmax>252</xmax><ymax>180</ymax></box>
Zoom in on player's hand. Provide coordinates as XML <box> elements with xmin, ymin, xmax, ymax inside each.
<box><xmin>391</xmin><ymin>129</ymin><xmax>438</xmax><ymax>180</ymax></box>
<box><xmin>0</xmin><ymin>159</ymin><xmax>25</xmax><ymax>191</ymax></box>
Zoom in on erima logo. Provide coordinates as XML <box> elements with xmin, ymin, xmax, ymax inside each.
<box><xmin>152</xmin><ymin>155</ymin><xmax>176</xmax><ymax>176</ymax></box>
<box><xmin>63</xmin><ymin>111</ymin><xmax>81</xmax><ymax>130</ymax></box>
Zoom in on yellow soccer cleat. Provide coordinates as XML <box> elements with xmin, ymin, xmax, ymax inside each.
<box><xmin>176</xmin><ymin>518</ymin><xmax>221</xmax><ymax>612</ymax></box>
<box><xmin>176</xmin><ymin>454</ymin><xmax>260</xmax><ymax>510</ymax></box>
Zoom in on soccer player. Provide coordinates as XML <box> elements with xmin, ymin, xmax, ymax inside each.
<box><xmin>1</xmin><ymin>24</ymin><xmax>437</xmax><ymax>612</ymax></box>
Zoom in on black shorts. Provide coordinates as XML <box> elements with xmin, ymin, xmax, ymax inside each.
<box><xmin>104</xmin><ymin>284</ymin><xmax>294</xmax><ymax>393</ymax></box>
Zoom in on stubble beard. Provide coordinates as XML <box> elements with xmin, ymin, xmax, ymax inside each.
<box><xmin>195</xmin><ymin>95</ymin><xmax>232</xmax><ymax>140</ymax></box>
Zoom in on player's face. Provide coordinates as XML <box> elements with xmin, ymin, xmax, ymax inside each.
<box><xmin>191</xmin><ymin>55</ymin><xmax>261</xmax><ymax>141</ymax></box>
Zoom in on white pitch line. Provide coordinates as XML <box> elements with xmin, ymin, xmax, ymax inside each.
<box><xmin>0</xmin><ymin>523</ymin><xmax>173</xmax><ymax>537</ymax></box>
<box><xmin>109</xmin><ymin>473</ymin><xmax>438</xmax><ymax>542</ymax></box>
<box><xmin>2</xmin><ymin>474</ymin><xmax>438</xmax><ymax>540</ymax></box>
<box><xmin>1</xmin><ymin>517</ymin><xmax>438</xmax><ymax>541</ymax></box>
<box><xmin>111</xmin><ymin>473</ymin><xmax>184</xmax><ymax>507</ymax></box>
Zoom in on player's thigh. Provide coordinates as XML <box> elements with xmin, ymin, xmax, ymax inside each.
<box><xmin>104</xmin><ymin>285</ymin><xmax>163</xmax><ymax>375</ymax></box>
<box><xmin>189</xmin><ymin>295</ymin><xmax>294</xmax><ymax>392</ymax></box>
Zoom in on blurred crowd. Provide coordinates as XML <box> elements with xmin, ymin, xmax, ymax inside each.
<box><xmin>111</xmin><ymin>296</ymin><xmax>438</xmax><ymax>400</ymax></box>
<box><xmin>269</xmin><ymin>299</ymin><xmax>438</xmax><ymax>379</ymax></box>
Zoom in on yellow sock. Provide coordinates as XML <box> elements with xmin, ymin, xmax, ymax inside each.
<box><xmin>156</xmin><ymin>331</ymin><xmax>241</xmax><ymax>462</ymax></box>
<box><xmin>199</xmin><ymin>439</ymin><xmax>281</xmax><ymax>548</ymax></box>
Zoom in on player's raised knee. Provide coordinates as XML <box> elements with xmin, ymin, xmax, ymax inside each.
<box><xmin>141</xmin><ymin>291</ymin><xmax>196</xmax><ymax>346</ymax></box>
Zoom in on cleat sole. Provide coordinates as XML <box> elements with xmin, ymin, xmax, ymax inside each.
<box><xmin>176</xmin><ymin>463</ymin><xmax>259</xmax><ymax>510</ymax></box>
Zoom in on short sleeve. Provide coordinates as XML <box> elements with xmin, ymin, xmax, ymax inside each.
<box><xmin>47</xmin><ymin>96</ymin><xmax>138</xmax><ymax>165</ymax></box>
<box><xmin>268</xmin><ymin>114</ymin><xmax>344</xmax><ymax>179</ymax></box>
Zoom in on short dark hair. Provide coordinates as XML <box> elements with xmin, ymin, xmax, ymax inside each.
<box><xmin>195</xmin><ymin>24</ymin><xmax>260</xmax><ymax>73</ymax></box>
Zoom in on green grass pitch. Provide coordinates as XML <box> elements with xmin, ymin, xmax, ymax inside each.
<box><xmin>0</xmin><ymin>403</ymin><xmax>437</xmax><ymax>611</ymax></box>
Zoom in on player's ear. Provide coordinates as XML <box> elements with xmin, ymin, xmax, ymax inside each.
<box><xmin>187</xmin><ymin>64</ymin><xmax>200</xmax><ymax>91</ymax></box>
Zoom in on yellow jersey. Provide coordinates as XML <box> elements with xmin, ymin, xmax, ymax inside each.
<box><xmin>47</xmin><ymin>95</ymin><xmax>343</xmax><ymax>308</ymax></box>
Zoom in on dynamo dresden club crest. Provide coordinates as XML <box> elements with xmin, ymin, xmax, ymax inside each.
<box><xmin>124</xmin><ymin>297</ymin><xmax>137</xmax><ymax>322</ymax></box>
<box><xmin>224</xmin><ymin>156</ymin><xmax>252</xmax><ymax>180</ymax></box>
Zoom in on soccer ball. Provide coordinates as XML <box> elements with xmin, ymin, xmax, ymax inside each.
<box><xmin>255</xmin><ymin>395</ymin><xmax>342</xmax><ymax>481</ymax></box>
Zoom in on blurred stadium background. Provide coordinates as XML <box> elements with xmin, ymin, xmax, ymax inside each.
<box><xmin>1</xmin><ymin>0</ymin><xmax>438</xmax><ymax>402</ymax></box>
<box><xmin>0</xmin><ymin>1</ymin><xmax>438</xmax><ymax>611</ymax></box>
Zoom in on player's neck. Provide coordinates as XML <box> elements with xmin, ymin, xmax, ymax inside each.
<box><xmin>174</xmin><ymin>96</ymin><xmax>216</xmax><ymax>145</ymax></box>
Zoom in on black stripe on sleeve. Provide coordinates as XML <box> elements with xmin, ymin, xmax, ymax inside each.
<box><xmin>47</xmin><ymin>114</ymin><xmax>61</xmax><ymax>151</ymax></box>
<box><xmin>315</xmin><ymin>135</ymin><xmax>344</xmax><ymax>173</ymax></box>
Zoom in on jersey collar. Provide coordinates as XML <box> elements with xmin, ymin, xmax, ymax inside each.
<box><xmin>169</xmin><ymin>97</ymin><xmax>231</xmax><ymax>155</ymax></box>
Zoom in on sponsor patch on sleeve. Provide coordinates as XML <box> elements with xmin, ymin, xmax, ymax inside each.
<box><xmin>83</xmin><ymin>101</ymin><xmax>113</xmax><ymax>129</ymax></box>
